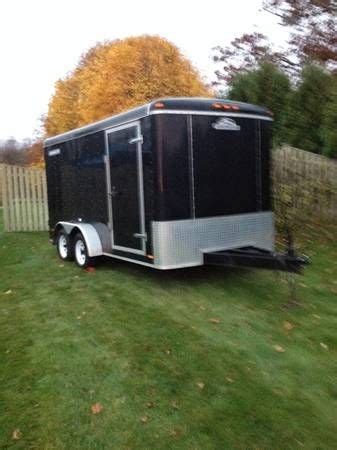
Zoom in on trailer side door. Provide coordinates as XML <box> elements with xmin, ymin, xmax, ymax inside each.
<box><xmin>105</xmin><ymin>122</ymin><xmax>146</xmax><ymax>255</ymax></box>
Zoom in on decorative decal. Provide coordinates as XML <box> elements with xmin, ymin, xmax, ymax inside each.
<box><xmin>48</xmin><ymin>148</ymin><xmax>61</xmax><ymax>156</ymax></box>
<box><xmin>212</xmin><ymin>118</ymin><xmax>241</xmax><ymax>131</ymax></box>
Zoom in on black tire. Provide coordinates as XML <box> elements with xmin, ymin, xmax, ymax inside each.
<box><xmin>56</xmin><ymin>230</ymin><xmax>73</xmax><ymax>261</ymax></box>
<box><xmin>73</xmin><ymin>233</ymin><xmax>96</xmax><ymax>268</ymax></box>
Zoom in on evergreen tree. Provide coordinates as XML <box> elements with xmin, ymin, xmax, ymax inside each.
<box><xmin>228</xmin><ymin>63</ymin><xmax>292</xmax><ymax>146</ymax></box>
<box><xmin>287</xmin><ymin>65</ymin><xmax>332</xmax><ymax>153</ymax></box>
<box><xmin>322</xmin><ymin>78</ymin><xmax>337</xmax><ymax>158</ymax></box>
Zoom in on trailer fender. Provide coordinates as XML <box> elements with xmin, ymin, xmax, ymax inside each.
<box><xmin>54</xmin><ymin>222</ymin><xmax>105</xmax><ymax>257</ymax></box>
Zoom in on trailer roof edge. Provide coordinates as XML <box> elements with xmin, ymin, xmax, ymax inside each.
<box><xmin>44</xmin><ymin>97</ymin><xmax>272</xmax><ymax>147</ymax></box>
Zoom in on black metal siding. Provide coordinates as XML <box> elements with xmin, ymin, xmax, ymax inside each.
<box><xmin>45</xmin><ymin>132</ymin><xmax>108</xmax><ymax>227</ymax></box>
<box><xmin>152</xmin><ymin>114</ymin><xmax>191</xmax><ymax>221</ymax></box>
<box><xmin>152</xmin><ymin>114</ymin><xmax>272</xmax><ymax>221</ymax></box>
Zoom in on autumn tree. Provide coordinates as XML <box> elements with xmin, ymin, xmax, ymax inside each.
<box><xmin>213</xmin><ymin>1</ymin><xmax>336</xmax><ymax>85</ymax></box>
<box><xmin>263</xmin><ymin>0</ymin><xmax>337</xmax><ymax>71</ymax></box>
<box><xmin>26</xmin><ymin>140</ymin><xmax>44</xmax><ymax>167</ymax></box>
<box><xmin>213</xmin><ymin>33</ymin><xmax>294</xmax><ymax>84</ymax></box>
<box><xmin>45</xmin><ymin>36</ymin><xmax>210</xmax><ymax>136</ymax></box>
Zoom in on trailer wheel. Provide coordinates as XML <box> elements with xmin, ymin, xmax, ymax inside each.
<box><xmin>56</xmin><ymin>230</ymin><xmax>73</xmax><ymax>261</ymax></box>
<box><xmin>73</xmin><ymin>233</ymin><xmax>96</xmax><ymax>268</ymax></box>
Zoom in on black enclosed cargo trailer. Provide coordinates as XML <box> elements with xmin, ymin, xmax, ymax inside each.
<box><xmin>44</xmin><ymin>97</ymin><xmax>307</xmax><ymax>271</ymax></box>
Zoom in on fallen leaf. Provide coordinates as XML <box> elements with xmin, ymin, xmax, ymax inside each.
<box><xmin>59</xmin><ymin>264</ymin><xmax>64</xmax><ymax>268</ymax></box>
<box><xmin>91</xmin><ymin>402</ymin><xmax>103</xmax><ymax>414</ymax></box>
<box><xmin>273</xmin><ymin>345</ymin><xmax>286</xmax><ymax>353</ymax></box>
<box><xmin>226</xmin><ymin>377</ymin><xmax>234</xmax><ymax>383</ymax></box>
<box><xmin>299</xmin><ymin>283</ymin><xmax>307</xmax><ymax>288</ymax></box>
<box><xmin>312</xmin><ymin>314</ymin><xmax>321</xmax><ymax>319</ymax></box>
<box><xmin>12</xmin><ymin>429</ymin><xmax>22</xmax><ymax>440</ymax></box>
<box><xmin>320</xmin><ymin>342</ymin><xmax>329</xmax><ymax>350</ymax></box>
<box><xmin>197</xmin><ymin>382</ymin><xmax>205</xmax><ymax>390</ymax></box>
<box><xmin>209</xmin><ymin>318</ymin><xmax>221</xmax><ymax>324</ymax></box>
<box><xmin>199</xmin><ymin>305</ymin><xmax>206</xmax><ymax>311</ymax></box>
<box><xmin>283</xmin><ymin>321</ymin><xmax>295</xmax><ymax>331</ymax></box>
<box><xmin>146</xmin><ymin>401</ymin><xmax>155</xmax><ymax>409</ymax></box>
<box><xmin>140</xmin><ymin>415</ymin><xmax>149</xmax><ymax>423</ymax></box>
<box><xmin>4</xmin><ymin>290</ymin><xmax>12</xmax><ymax>295</ymax></box>
<box><xmin>165</xmin><ymin>349</ymin><xmax>171</xmax><ymax>355</ymax></box>
<box><xmin>77</xmin><ymin>316</ymin><xmax>82</xmax><ymax>320</ymax></box>
<box><xmin>85</xmin><ymin>266</ymin><xmax>96</xmax><ymax>273</ymax></box>
<box><xmin>171</xmin><ymin>400</ymin><xmax>179</xmax><ymax>409</ymax></box>
<box><xmin>169</xmin><ymin>428</ymin><xmax>182</xmax><ymax>437</ymax></box>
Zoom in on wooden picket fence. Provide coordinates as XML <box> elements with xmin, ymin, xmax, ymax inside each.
<box><xmin>0</xmin><ymin>164</ymin><xmax>48</xmax><ymax>231</ymax></box>
<box><xmin>273</xmin><ymin>145</ymin><xmax>337</xmax><ymax>219</ymax></box>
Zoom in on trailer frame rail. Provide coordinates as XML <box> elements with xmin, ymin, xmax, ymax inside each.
<box><xmin>203</xmin><ymin>246</ymin><xmax>309</xmax><ymax>273</ymax></box>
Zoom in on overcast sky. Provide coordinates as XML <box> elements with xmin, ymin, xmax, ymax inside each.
<box><xmin>0</xmin><ymin>0</ymin><xmax>288</xmax><ymax>141</ymax></box>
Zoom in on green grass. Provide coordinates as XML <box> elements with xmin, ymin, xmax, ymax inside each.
<box><xmin>0</xmin><ymin>210</ymin><xmax>336</xmax><ymax>449</ymax></box>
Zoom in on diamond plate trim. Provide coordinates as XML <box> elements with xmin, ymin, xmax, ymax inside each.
<box><xmin>152</xmin><ymin>212</ymin><xmax>274</xmax><ymax>269</ymax></box>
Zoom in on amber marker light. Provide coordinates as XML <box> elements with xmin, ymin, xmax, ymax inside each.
<box><xmin>212</xmin><ymin>102</ymin><xmax>223</xmax><ymax>109</ymax></box>
<box><xmin>154</xmin><ymin>102</ymin><xmax>165</xmax><ymax>108</ymax></box>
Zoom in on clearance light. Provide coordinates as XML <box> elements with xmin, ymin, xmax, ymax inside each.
<box><xmin>212</xmin><ymin>102</ymin><xmax>240</xmax><ymax>111</ymax></box>
<box><xmin>154</xmin><ymin>102</ymin><xmax>165</xmax><ymax>108</ymax></box>
<box><xmin>212</xmin><ymin>102</ymin><xmax>223</xmax><ymax>109</ymax></box>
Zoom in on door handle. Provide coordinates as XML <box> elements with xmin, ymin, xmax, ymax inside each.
<box><xmin>133</xmin><ymin>233</ymin><xmax>147</xmax><ymax>240</ymax></box>
<box><xmin>109</xmin><ymin>186</ymin><xmax>122</xmax><ymax>197</ymax></box>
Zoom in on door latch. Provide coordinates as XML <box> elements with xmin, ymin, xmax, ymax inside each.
<box><xmin>128</xmin><ymin>136</ymin><xmax>143</xmax><ymax>145</ymax></box>
<box><xmin>109</xmin><ymin>186</ymin><xmax>121</xmax><ymax>197</ymax></box>
<box><xmin>133</xmin><ymin>233</ymin><xmax>147</xmax><ymax>240</ymax></box>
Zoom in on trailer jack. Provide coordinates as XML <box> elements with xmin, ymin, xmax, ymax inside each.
<box><xmin>203</xmin><ymin>246</ymin><xmax>309</xmax><ymax>273</ymax></box>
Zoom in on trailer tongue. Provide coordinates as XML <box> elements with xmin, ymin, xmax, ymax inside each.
<box><xmin>204</xmin><ymin>246</ymin><xmax>309</xmax><ymax>273</ymax></box>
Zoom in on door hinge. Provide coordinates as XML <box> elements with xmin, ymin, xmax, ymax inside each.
<box><xmin>129</xmin><ymin>136</ymin><xmax>143</xmax><ymax>145</ymax></box>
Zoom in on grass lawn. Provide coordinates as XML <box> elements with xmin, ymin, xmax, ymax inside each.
<box><xmin>0</xmin><ymin>210</ymin><xmax>336</xmax><ymax>450</ymax></box>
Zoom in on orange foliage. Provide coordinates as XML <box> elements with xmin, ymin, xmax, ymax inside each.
<box><xmin>45</xmin><ymin>36</ymin><xmax>211</xmax><ymax>136</ymax></box>
<box><xmin>26</xmin><ymin>140</ymin><xmax>44</xmax><ymax>168</ymax></box>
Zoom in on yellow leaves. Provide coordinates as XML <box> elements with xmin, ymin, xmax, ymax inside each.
<box><xmin>171</xmin><ymin>400</ymin><xmax>179</xmax><ymax>410</ymax></box>
<box><xmin>45</xmin><ymin>35</ymin><xmax>211</xmax><ymax>136</ymax></box>
<box><xmin>283</xmin><ymin>321</ymin><xmax>295</xmax><ymax>331</ymax></box>
<box><xmin>273</xmin><ymin>345</ymin><xmax>286</xmax><ymax>353</ymax></box>
<box><xmin>208</xmin><ymin>318</ymin><xmax>221</xmax><ymax>324</ymax></box>
<box><xmin>320</xmin><ymin>342</ymin><xmax>328</xmax><ymax>350</ymax></box>
<box><xmin>91</xmin><ymin>402</ymin><xmax>103</xmax><ymax>414</ymax></box>
<box><xmin>12</xmin><ymin>429</ymin><xmax>22</xmax><ymax>440</ymax></box>
<box><xmin>140</xmin><ymin>415</ymin><xmax>149</xmax><ymax>423</ymax></box>
<box><xmin>196</xmin><ymin>382</ymin><xmax>205</xmax><ymax>390</ymax></box>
